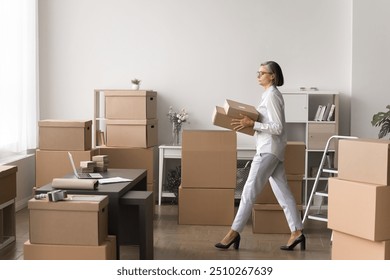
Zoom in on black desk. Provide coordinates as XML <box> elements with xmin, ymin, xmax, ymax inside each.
<box><xmin>35</xmin><ymin>168</ymin><xmax>147</xmax><ymax>259</ymax></box>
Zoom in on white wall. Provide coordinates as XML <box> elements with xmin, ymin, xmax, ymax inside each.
<box><xmin>351</xmin><ymin>0</ymin><xmax>390</xmax><ymax>139</ymax></box>
<box><xmin>38</xmin><ymin>0</ymin><xmax>353</xmax><ymax>146</ymax></box>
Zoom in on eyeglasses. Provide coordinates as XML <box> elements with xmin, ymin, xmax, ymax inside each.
<box><xmin>257</xmin><ymin>71</ymin><xmax>272</xmax><ymax>76</ymax></box>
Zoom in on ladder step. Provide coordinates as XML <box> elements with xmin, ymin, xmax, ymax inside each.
<box><xmin>308</xmin><ymin>214</ymin><xmax>328</xmax><ymax>222</ymax></box>
<box><xmin>322</xmin><ymin>168</ymin><xmax>338</xmax><ymax>174</ymax></box>
<box><xmin>315</xmin><ymin>191</ymin><xmax>328</xmax><ymax>197</ymax></box>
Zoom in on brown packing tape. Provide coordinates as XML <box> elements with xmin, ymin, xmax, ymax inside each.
<box><xmin>52</xmin><ymin>178</ymin><xmax>98</xmax><ymax>190</ymax></box>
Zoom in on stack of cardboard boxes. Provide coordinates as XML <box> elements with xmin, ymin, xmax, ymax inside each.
<box><xmin>99</xmin><ymin>90</ymin><xmax>158</xmax><ymax>194</ymax></box>
<box><xmin>178</xmin><ymin>130</ymin><xmax>237</xmax><ymax>225</ymax></box>
<box><xmin>24</xmin><ymin>195</ymin><xmax>116</xmax><ymax>259</ymax></box>
<box><xmin>328</xmin><ymin>138</ymin><xmax>390</xmax><ymax>260</ymax></box>
<box><xmin>252</xmin><ymin>142</ymin><xmax>305</xmax><ymax>233</ymax></box>
<box><xmin>36</xmin><ymin>120</ymin><xmax>98</xmax><ymax>188</ymax></box>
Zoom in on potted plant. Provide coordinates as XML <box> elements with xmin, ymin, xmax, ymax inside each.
<box><xmin>371</xmin><ymin>105</ymin><xmax>390</xmax><ymax>139</ymax></box>
<box><xmin>131</xmin><ymin>78</ymin><xmax>141</xmax><ymax>90</ymax></box>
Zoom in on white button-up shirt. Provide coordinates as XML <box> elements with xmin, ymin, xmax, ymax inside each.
<box><xmin>253</xmin><ymin>85</ymin><xmax>287</xmax><ymax>161</ymax></box>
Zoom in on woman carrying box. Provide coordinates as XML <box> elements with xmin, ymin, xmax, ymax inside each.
<box><xmin>215</xmin><ymin>61</ymin><xmax>305</xmax><ymax>251</ymax></box>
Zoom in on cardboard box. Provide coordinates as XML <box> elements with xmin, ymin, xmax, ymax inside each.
<box><xmin>104</xmin><ymin>90</ymin><xmax>157</xmax><ymax>120</ymax></box>
<box><xmin>255</xmin><ymin>175</ymin><xmax>303</xmax><ymax>204</ymax></box>
<box><xmin>28</xmin><ymin>195</ymin><xmax>108</xmax><ymax>246</ymax></box>
<box><xmin>338</xmin><ymin>138</ymin><xmax>390</xmax><ymax>185</ymax></box>
<box><xmin>178</xmin><ymin>186</ymin><xmax>234</xmax><ymax>225</ymax></box>
<box><xmin>307</xmin><ymin>123</ymin><xmax>336</xmax><ymax>150</ymax></box>
<box><xmin>0</xmin><ymin>165</ymin><xmax>17</xmax><ymax>205</ymax></box>
<box><xmin>328</xmin><ymin>178</ymin><xmax>390</xmax><ymax>241</ymax></box>
<box><xmin>284</xmin><ymin>141</ymin><xmax>305</xmax><ymax>175</ymax></box>
<box><xmin>39</xmin><ymin>120</ymin><xmax>92</xmax><ymax>151</ymax></box>
<box><xmin>106</xmin><ymin>119</ymin><xmax>158</xmax><ymax>148</ymax></box>
<box><xmin>223</xmin><ymin>99</ymin><xmax>259</xmax><ymax>121</ymax></box>
<box><xmin>35</xmin><ymin>149</ymin><xmax>99</xmax><ymax>188</ymax></box>
<box><xmin>98</xmin><ymin>146</ymin><xmax>158</xmax><ymax>186</ymax></box>
<box><xmin>252</xmin><ymin>204</ymin><xmax>302</xmax><ymax>234</ymax></box>
<box><xmin>212</xmin><ymin>106</ymin><xmax>255</xmax><ymax>136</ymax></box>
<box><xmin>181</xmin><ymin>130</ymin><xmax>237</xmax><ymax>189</ymax></box>
<box><xmin>23</xmin><ymin>235</ymin><xmax>116</xmax><ymax>260</ymax></box>
<box><xmin>331</xmin><ymin>231</ymin><xmax>390</xmax><ymax>260</ymax></box>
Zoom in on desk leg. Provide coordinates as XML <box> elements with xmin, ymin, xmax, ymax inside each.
<box><xmin>158</xmin><ymin>148</ymin><xmax>164</xmax><ymax>205</ymax></box>
<box><xmin>107</xmin><ymin>199</ymin><xmax>121</xmax><ymax>260</ymax></box>
<box><xmin>138</xmin><ymin>196</ymin><xmax>154</xmax><ymax>260</ymax></box>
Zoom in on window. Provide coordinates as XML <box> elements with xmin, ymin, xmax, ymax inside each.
<box><xmin>0</xmin><ymin>0</ymin><xmax>37</xmax><ymax>157</ymax></box>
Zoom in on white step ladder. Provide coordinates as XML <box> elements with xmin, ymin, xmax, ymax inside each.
<box><xmin>302</xmin><ymin>135</ymin><xmax>358</xmax><ymax>224</ymax></box>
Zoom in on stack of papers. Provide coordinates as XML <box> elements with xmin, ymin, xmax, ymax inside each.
<box><xmin>98</xmin><ymin>177</ymin><xmax>133</xmax><ymax>184</ymax></box>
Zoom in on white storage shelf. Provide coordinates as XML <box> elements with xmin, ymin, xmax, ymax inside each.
<box><xmin>283</xmin><ymin>91</ymin><xmax>339</xmax><ymax>208</ymax></box>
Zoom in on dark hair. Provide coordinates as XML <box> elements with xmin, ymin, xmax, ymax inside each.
<box><xmin>261</xmin><ymin>61</ymin><xmax>284</xmax><ymax>86</ymax></box>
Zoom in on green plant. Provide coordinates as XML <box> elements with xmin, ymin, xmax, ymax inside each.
<box><xmin>371</xmin><ymin>105</ymin><xmax>390</xmax><ymax>139</ymax></box>
<box><xmin>131</xmin><ymin>78</ymin><xmax>141</xmax><ymax>85</ymax></box>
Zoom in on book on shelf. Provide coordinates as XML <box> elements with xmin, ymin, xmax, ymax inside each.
<box><xmin>327</xmin><ymin>104</ymin><xmax>336</xmax><ymax>121</ymax></box>
<box><xmin>314</xmin><ymin>105</ymin><xmax>323</xmax><ymax>121</ymax></box>
<box><xmin>313</xmin><ymin>103</ymin><xmax>336</xmax><ymax>121</ymax></box>
<box><xmin>317</xmin><ymin>105</ymin><xmax>327</xmax><ymax>121</ymax></box>
<box><xmin>322</xmin><ymin>103</ymin><xmax>332</xmax><ymax>121</ymax></box>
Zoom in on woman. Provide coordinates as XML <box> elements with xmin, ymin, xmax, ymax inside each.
<box><xmin>215</xmin><ymin>61</ymin><xmax>305</xmax><ymax>251</ymax></box>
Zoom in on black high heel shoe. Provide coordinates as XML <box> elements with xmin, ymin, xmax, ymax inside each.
<box><xmin>280</xmin><ymin>234</ymin><xmax>306</xmax><ymax>251</ymax></box>
<box><xmin>215</xmin><ymin>233</ymin><xmax>241</xmax><ymax>250</ymax></box>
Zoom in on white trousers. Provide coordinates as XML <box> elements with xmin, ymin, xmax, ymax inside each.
<box><xmin>232</xmin><ymin>153</ymin><xmax>303</xmax><ymax>233</ymax></box>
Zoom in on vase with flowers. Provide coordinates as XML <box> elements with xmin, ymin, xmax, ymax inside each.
<box><xmin>167</xmin><ymin>106</ymin><xmax>189</xmax><ymax>145</ymax></box>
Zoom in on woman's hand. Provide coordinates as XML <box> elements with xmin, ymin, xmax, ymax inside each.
<box><xmin>231</xmin><ymin>114</ymin><xmax>255</xmax><ymax>131</ymax></box>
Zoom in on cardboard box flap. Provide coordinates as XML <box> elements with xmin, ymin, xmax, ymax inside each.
<box><xmin>106</xmin><ymin>119</ymin><xmax>158</xmax><ymax>126</ymax></box>
<box><xmin>104</xmin><ymin>90</ymin><xmax>157</xmax><ymax>97</ymax></box>
<box><xmin>28</xmin><ymin>195</ymin><xmax>108</xmax><ymax>211</ymax></box>
<box><xmin>0</xmin><ymin>165</ymin><xmax>18</xmax><ymax>178</ymax></box>
<box><xmin>224</xmin><ymin>99</ymin><xmax>259</xmax><ymax>120</ymax></box>
<box><xmin>39</xmin><ymin>120</ymin><xmax>92</xmax><ymax>128</ymax></box>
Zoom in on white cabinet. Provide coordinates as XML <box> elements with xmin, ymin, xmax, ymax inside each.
<box><xmin>284</xmin><ymin>93</ymin><xmax>307</xmax><ymax>122</ymax></box>
<box><xmin>283</xmin><ymin>91</ymin><xmax>339</xmax><ymax>208</ymax></box>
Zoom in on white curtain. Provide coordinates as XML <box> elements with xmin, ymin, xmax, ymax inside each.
<box><xmin>0</xmin><ymin>0</ymin><xmax>38</xmax><ymax>156</ymax></box>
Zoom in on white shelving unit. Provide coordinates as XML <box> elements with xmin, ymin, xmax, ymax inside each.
<box><xmin>283</xmin><ymin>90</ymin><xmax>339</xmax><ymax>208</ymax></box>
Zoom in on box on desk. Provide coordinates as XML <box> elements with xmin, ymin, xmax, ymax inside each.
<box><xmin>98</xmin><ymin>146</ymin><xmax>157</xmax><ymax>186</ymax></box>
<box><xmin>38</xmin><ymin>120</ymin><xmax>92</xmax><ymax>151</ymax></box>
<box><xmin>0</xmin><ymin>165</ymin><xmax>17</xmax><ymax>205</ymax></box>
<box><xmin>28</xmin><ymin>195</ymin><xmax>108</xmax><ymax>246</ymax></box>
<box><xmin>338</xmin><ymin>138</ymin><xmax>390</xmax><ymax>185</ymax></box>
<box><xmin>35</xmin><ymin>149</ymin><xmax>99</xmax><ymax>188</ymax></box>
<box><xmin>328</xmin><ymin>177</ymin><xmax>390</xmax><ymax>241</ymax></box>
<box><xmin>24</xmin><ymin>235</ymin><xmax>116</xmax><ymax>260</ymax></box>
<box><xmin>181</xmin><ymin>130</ymin><xmax>236</xmax><ymax>189</ymax></box>
<box><xmin>106</xmin><ymin>119</ymin><xmax>158</xmax><ymax>148</ymax></box>
<box><xmin>104</xmin><ymin>90</ymin><xmax>157</xmax><ymax>120</ymax></box>
<box><xmin>178</xmin><ymin>186</ymin><xmax>234</xmax><ymax>226</ymax></box>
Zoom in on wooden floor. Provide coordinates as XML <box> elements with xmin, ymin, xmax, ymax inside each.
<box><xmin>1</xmin><ymin>202</ymin><xmax>332</xmax><ymax>260</ymax></box>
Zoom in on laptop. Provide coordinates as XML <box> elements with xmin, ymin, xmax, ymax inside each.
<box><xmin>68</xmin><ymin>152</ymin><xmax>103</xmax><ymax>179</ymax></box>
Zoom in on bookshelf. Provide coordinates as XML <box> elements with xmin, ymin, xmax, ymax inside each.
<box><xmin>283</xmin><ymin>91</ymin><xmax>339</xmax><ymax>208</ymax></box>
